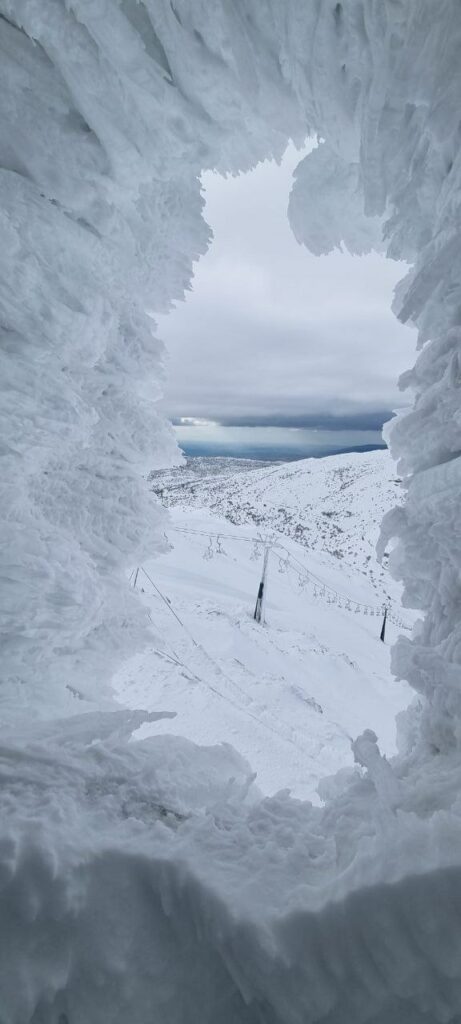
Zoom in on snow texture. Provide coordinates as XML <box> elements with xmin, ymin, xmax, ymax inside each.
<box><xmin>1</xmin><ymin>0</ymin><xmax>461</xmax><ymax>1021</ymax></box>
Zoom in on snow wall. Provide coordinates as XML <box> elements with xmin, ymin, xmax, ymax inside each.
<box><xmin>1</xmin><ymin>1</ymin><xmax>461</xmax><ymax>1021</ymax></box>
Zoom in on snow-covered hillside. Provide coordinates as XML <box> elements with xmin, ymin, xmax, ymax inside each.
<box><xmin>113</xmin><ymin>451</ymin><xmax>411</xmax><ymax>802</ymax></box>
<box><xmin>152</xmin><ymin>449</ymin><xmax>402</xmax><ymax>590</ymax></box>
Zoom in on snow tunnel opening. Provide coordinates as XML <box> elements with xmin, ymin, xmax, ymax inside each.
<box><xmin>4</xmin><ymin>5</ymin><xmax>461</xmax><ymax>1018</ymax></box>
<box><xmin>142</xmin><ymin>141</ymin><xmax>418</xmax><ymax>799</ymax></box>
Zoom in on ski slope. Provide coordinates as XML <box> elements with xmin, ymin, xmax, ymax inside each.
<box><xmin>116</xmin><ymin>452</ymin><xmax>412</xmax><ymax>802</ymax></box>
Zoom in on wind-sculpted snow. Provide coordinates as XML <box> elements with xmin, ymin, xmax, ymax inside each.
<box><xmin>3</xmin><ymin>711</ymin><xmax>461</xmax><ymax>1024</ymax></box>
<box><xmin>2</xmin><ymin>0</ymin><xmax>461</xmax><ymax>1020</ymax></box>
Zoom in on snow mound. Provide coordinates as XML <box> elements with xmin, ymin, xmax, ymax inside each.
<box><xmin>3</xmin><ymin>711</ymin><xmax>461</xmax><ymax>1024</ymax></box>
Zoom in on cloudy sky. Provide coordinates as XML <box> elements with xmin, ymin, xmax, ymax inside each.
<box><xmin>156</xmin><ymin>144</ymin><xmax>416</xmax><ymax>455</ymax></box>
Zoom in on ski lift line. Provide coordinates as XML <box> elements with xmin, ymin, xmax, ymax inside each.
<box><xmin>173</xmin><ymin>524</ymin><xmax>380</xmax><ymax>613</ymax></box>
<box><xmin>150</xmin><ymin>641</ymin><xmax>250</xmax><ymax>710</ymax></box>
<box><xmin>140</xmin><ymin>566</ymin><xmax>265</xmax><ymax>705</ymax></box>
<box><xmin>171</xmin><ymin>526</ymin><xmax>386</xmax><ymax>606</ymax></box>
<box><xmin>132</xmin><ymin>569</ymin><xmax>391</xmax><ymax>746</ymax></box>
<box><xmin>152</xmin><ymin>647</ymin><xmax>202</xmax><ymax>682</ymax></box>
<box><xmin>140</xmin><ymin>572</ymin><xmax>249</xmax><ymax>699</ymax></box>
<box><xmin>140</xmin><ymin>567</ymin><xmax>199</xmax><ymax>647</ymax></box>
<box><xmin>276</xmin><ymin>543</ymin><xmax>371</xmax><ymax>604</ymax></box>
<box><xmin>170</xmin><ymin>526</ymin><xmax>278</xmax><ymax>547</ymax></box>
<box><xmin>274</xmin><ymin>550</ymin><xmax>410</xmax><ymax>630</ymax></box>
<box><xmin>169</xmin><ymin>525</ymin><xmax>387</xmax><ymax>614</ymax></box>
<box><xmin>276</xmin><ymin>548</ymin><xmax>384</xmax><ymax>615</ymax></box>
<box><xmin>165</xmin><ymin>527</ymin><xmax>411</xmax><ymax>629</ymax></box>
<box><xmin>275</xmin><ymin>545</ymin><xmax>410</xmax><ymax>628</ymax></box>
<box><xmin>145</xmin><ymin>606</ymin><xmax>194</xmax><ymax>671</ymax></box>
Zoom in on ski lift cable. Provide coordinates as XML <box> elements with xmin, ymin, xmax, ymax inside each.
<box><xmin>141</xmin><ymin>567</ymin><xmax>244</xmax><ymax>693</ymax></box>
<box><xmin>171</xmin><ymin>525</ymin><xmax>281</xmax><ymax>548</ymax></box>
<box><xmin>140</xmin><ymin>567</ymin><xmax>199</xmax><ymax>647</ymax></box>
<box><xmin>170</xmin><ymin>525</ymin><xmax>382</xmax><ymax>609</ymax></box>
<box><xmin>276</xmin><ymin>545</ymin><xmax>405</xmax><ymax>620</ymax></box>
<box><xmin>141</xmin><ymin>571</ymin><xmax>248</xmax><ymax>698</ymax></box>
<box><xmin>279</xmin><ymin>550</ymin><xmax>411</xmax><ymax>629</ymax></box>
<box><xmin>133</xmin><ymin>569</ymin><xmax>397</xmax><ymax>741</ymax></box>
<box><xmin>167</xmin><ymin>527</ymin><xmax>410</xmax><ymax>628</ymax></box>
<box><xmin>277</xmin><ymin>546</ymin><xmax>380</xmax><ymax>612</ymax></box>
<box><xmin>151</xmin><ymin>647</ymin><xmax>202</xmax><ymax>683</ymax></box>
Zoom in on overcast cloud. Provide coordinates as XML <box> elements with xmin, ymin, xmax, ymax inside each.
<box><xmin>157</xmin><ymin>145</ymin><xmax>416</xmax><ymax>432</ymax></box>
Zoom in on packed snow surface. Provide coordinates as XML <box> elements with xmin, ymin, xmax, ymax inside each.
<box><xmin>2</xmin><ymin>0</ymin><xmax>461</xmax><ymax>1021</ymax></box>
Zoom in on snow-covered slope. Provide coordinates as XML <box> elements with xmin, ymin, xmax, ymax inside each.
<box><xmin>114</xmin><ymin>521</ymin><xmax>409</xmax><ymax>801</ymax></box>
<box><xmin>122</xmin><ymin>451</ymin><xmax>410</xmax><ymax>802</ymax></box>
<box><xmin>152</xmin><ymin>449</ymin><xmax>402</xmax><ymax>590</ymax></box>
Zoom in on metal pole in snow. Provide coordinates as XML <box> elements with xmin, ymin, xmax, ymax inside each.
<box><xmin>380</xmin><ymin>605</ymin><xmax>388</xmax><ymax>642</ymax></box>
<box><xmin>254</xmin><ymin>546</ymin><xmax>270</xmax><ymax>624</ymax></box>
<box><xmin>132</xmin><ymin>567</ymin><xmax>139</xmax><ymax>589</ymax></box>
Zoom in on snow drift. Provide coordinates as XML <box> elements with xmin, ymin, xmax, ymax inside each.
<box><xmin>1</xmin><ymin>0</ymin><xmax>461</xmax><ymax>1020</ymax></box>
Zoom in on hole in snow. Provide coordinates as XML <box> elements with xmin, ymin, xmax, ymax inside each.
<box><xmin>136</xmin><ymin>142</ymin><xmax>416</xmax><ymax>801</ymax></box>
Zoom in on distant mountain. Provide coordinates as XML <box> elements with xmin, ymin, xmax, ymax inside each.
<box><xmin>177</xmin><ymin>441</ymin><xmax>387</xmax><ymax>460</ymax></box>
